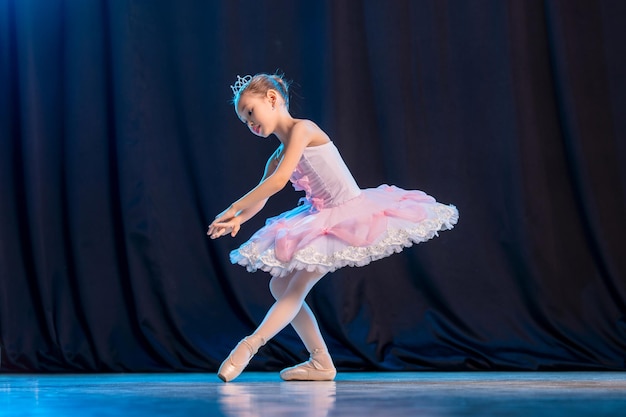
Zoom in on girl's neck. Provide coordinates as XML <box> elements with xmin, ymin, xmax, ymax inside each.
<box><xmin>273</xmin><ymin>113</ymin><xmax>298</xmax><ymax>142</ymax></box>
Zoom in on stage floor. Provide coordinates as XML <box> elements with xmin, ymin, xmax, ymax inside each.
<box><xmin>1</xmin><ymin>372</ymin><xmax>625</xmax><ymax>416</ymax></box>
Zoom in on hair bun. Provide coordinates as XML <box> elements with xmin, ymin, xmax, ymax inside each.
<box><xmin>272</xmin><ymin>74</ymin><xmax>288</xmax><ymax>90</ymax></box>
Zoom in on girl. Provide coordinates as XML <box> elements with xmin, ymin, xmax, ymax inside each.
<box><xmin>208</xmin><ymin>73</ymin><xmax>458</xmax><ymax>382</ymax></box>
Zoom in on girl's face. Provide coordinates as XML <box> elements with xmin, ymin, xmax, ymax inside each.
<box><xmin>236</xmin><ymin>92</ymin><xmax>276</xmax><ymax>138</ymax></box>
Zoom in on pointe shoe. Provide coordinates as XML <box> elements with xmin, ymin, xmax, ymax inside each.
<box><xmin>218</xmin><ymin>334</ymin><xmax>265</xmax><ymax>382</ymax></box>
<box><xmin>280</xmin><ymin>349</ymin><xmax>337</xmax><ymax>381</ymax></box>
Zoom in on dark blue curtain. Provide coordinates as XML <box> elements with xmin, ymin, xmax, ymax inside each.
<box><xmin>1</xmin><ymin>0</ymin><xmax>624</xmax><ymax>372</ymax></box>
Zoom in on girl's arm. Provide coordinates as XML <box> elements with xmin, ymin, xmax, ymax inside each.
<box><xmin>227</xmin><ymin>146</ymin><xmax>282</xmax><ymax>224</ymax></box>
<box><xmin>208</xmin><ymin>122</ymin><xmax>317</xmax><ymax>238</ymax></box>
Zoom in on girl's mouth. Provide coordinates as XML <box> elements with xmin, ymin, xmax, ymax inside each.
<box><xmin>253</xmin><ymin>125</ymin><xmax>261</xmax><ymax>135</ymax></box>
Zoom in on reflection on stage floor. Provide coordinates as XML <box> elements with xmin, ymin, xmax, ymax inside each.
<box><xmin>2</xmin><ymin>372</ymin><xmax>626</xmax><ymax>416</ymax></box>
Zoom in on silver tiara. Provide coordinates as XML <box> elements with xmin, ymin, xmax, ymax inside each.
<box><xmin>230</xmin><ymin>74</ymin><xmax>252</xmax><ymax>95</ymax></box>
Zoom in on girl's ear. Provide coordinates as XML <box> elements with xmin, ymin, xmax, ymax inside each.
<box><xmin>266</xmin><ymin>89</ymin><xmax>278</xmax><ymax>105</ymax></box>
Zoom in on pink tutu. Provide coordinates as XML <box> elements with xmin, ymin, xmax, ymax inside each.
<box><xmin>230</xmin><ymin>142</ymin><xmax>458</xmax><ymax>277</ymax></box>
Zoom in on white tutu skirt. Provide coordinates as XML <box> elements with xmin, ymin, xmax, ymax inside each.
<box><xmin>230</xmin><ymin>184</ymin><xmax>459</xmax><ymax>278</ymax></box>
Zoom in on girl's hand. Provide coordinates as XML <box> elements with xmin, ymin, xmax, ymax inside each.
<box><xmin>207</xmin><ymin>206</ymin><xmax>241</xmax><ymax>239</ymax></box>
<box><xmin>207</xmin><ymin>217</ymin><xmax>241</xmax><ymax>239</ymax></box>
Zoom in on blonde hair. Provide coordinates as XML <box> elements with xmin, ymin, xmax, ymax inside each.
<box><xmin>232</xmin><ymin>73</ymin><xmax>291</xmax><ymax>110</ymax></box>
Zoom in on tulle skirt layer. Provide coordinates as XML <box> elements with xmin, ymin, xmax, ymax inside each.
<box><xmin>230</xmin><ymin>185</ymin><xmax>459</xmax><ymax>277</ymax></box>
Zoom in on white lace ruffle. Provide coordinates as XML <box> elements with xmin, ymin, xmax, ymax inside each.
<box><xmin>231</xmin><ymin>204</ymin><xmax>459</xmax><ymax>278</ymax></box>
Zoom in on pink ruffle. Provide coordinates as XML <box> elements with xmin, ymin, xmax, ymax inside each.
<box><xmin>292</xmin><ymin>167</ymin><xmax>326</xmax><ymax>211</ymax></box>
<box><xmin>230</xmin><ymin>184</ymin><xmax>459</xmax><ymax>277</ymax></box>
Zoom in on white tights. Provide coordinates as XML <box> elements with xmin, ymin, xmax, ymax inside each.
<box><xmin>229</xmin><ymin>269</ymin><xmax>334</xmax><ymax>369</ymax></box>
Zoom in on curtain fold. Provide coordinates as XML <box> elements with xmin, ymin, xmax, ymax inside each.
<box><xmin>0</xmin><ymin>0</ymin><xmax>624</xmax><ymax>372</ymax></box>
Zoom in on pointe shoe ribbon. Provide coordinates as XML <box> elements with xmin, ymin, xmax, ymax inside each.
<box><xmin>218</xmin><ymin>334</ymin><xmax>265</xmax><ymax>382</ymax></box>
<box><xmin>280</xmin><ymin>349</ymin><xmax>337</xmax><ymax>381</ymax></box>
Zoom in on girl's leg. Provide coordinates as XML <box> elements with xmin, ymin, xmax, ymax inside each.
<box><xmin>269</xmin><ymin>276</ymin><xmax>335</xmax><ymax>371</ymax></box>
<box><xmin>218</xmin><ymin>269</ymin><xmax>327</xmax><ymax>382</ymax></box>
<box><xmin>269</xmin><ymin>275</ymin><xmax>328</xmax><ymax>354</ymax></box>
<box><xmin>252</xmin><ymin>269</ymin><xmax>326</xmax><ymax>342</ymax></box>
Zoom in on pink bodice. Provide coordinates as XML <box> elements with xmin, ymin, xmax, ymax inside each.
<box><xmin>289</xmin><ymin>142</ymin><xmax>361</xmax><ymax>211</ymax></box>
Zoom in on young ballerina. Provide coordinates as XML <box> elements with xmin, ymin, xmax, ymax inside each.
<box><xmin>208</xmin><ymin>73</ymin><xmax>458</xmax><ymax>382</ymax></box>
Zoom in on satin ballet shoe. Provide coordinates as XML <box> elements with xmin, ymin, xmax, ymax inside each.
<box><xmin>218</xmin><ymin>334</ymin><xmax>265</xmax><ymax>382</ymax></box>
<box><xmin>280</xmin><ymin>349</ymin><xmax>337</xmax><ymax>381</ymax></box>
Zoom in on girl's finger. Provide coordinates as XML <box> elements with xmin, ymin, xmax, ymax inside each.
<box><xmin>213</xmin><ymin>222</ymin><xmax>232</xmax><ymax>229</ymax></box>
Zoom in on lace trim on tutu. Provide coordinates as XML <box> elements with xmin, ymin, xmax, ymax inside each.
<box><xmin>231</xmin><ymin>204</ymin><xmax>458</xmax><ymax>278</ymax></box>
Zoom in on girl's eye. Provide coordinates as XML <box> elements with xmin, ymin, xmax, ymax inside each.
<box><xmin>248</xmin><ymin>110</ymin><xmax>252</xmax><ymax>116</ymax></box>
